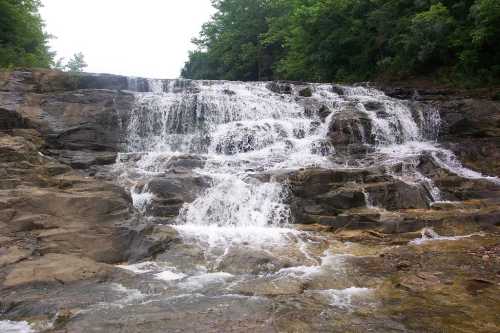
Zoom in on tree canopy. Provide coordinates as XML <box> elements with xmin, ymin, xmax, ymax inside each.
<box><xmin>0</xmin><ymin>0</ymin><xmax>53</xmax><ymax>68</ymax></box>
<box><xmin>182</xmin><ymin>0</ymin><xmax>500</xmax><ymax>84</ymax></box>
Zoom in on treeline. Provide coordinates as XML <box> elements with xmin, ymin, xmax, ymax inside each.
<box><xmin>0</xmin><ymin>0</ymin><xmax>53</xmax><ymax>68</ymax></box>
<box><xmin>181</xmin><ymin>0</ymin><xmax>500</xmax><ymax>84</ymax></box>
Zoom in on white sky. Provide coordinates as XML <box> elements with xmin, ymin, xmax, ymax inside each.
<box><xmin>40</xmin><ymin>0</ymin><xmax>214</xmax><ymax>79</ymax></box>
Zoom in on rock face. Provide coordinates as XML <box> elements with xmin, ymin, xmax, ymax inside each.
<box><xmin>272</xmin><ymin>167</ymin><xmax>433</xmax><ymax>228</ymax></box>
<box><xmin>1</xmin><ymin>70</ymin><xmax>136</xmax><ymax>170</ymax></box>
<box><xmin>0</xmin><ymin>70</ymin><xmax>177</xmax><ymax>300</ymax></box>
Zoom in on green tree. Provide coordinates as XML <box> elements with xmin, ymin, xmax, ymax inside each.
<box><xmin>401</xmin><ymin>3</ymin><xmax>456</xmax><ymax>73</ymax></box>
<box><xmin>182</xmin><ymin>0</ymin><xmax>285</xmax><ymax>81</ymax></box>
<box><xmin>462</xmin><ymin>0</ymin><xmax>500</xmax><ymax>80</ymax></box>
<box><xmin>0</xmin><ymin>0</ymin><xmax>53</xmax><ymax>68</ymax></box>
<box><xmin>65</xmin><ymin>52</ymin><xmax>87</xmax><ymax>72</ymax></box>
<box><xmin>182</xmin><ymin>0</ymin><xmax>500</xmax><ymax>85</ymax></box>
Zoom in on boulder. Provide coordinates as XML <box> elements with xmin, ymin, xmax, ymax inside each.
<box><xmin>365</xmin><ymin>180</ymin><xmax>431</xmax><ymax>210</ymax></box>
<box><xmin>266</xmin><ymin>81</ymin><xmax>292</xmax><ymax>95</ymax></box>
<box><xmin>298</xmin><ymin>87</ymin><xmax>313</xmax><ymax>97</ymax></box>
<box><xmin>328</xmin><ymin>103</ymin><xmax>374</xmax><ymax>153</ymax></box>
<box><xmin>217</xmin><ymin>247</ymin><xmax>296</xmax><ymax>275</ymax></box>
<box><xmin>139</xmin><ymin>174</ymin><xmax>211</xmax><ymax>219</ymax></box>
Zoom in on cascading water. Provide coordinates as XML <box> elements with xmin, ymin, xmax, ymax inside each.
<box><xmin>119</xmin><ymin>80</ymin><xmax>336</xmax><ymax>248</ymax></box>
<box><xmin>118</xmin><ymin>80</ymin><xmax>499</xmax><ymax>231</ymax></box>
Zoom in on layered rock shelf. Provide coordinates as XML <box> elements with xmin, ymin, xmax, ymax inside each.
<box><xmin>0</xmin><ymin>69</ymin><xmax>499</xmax><ymax>332</ymax></box>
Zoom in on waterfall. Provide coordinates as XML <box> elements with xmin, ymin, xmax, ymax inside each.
<box><xmin>119</xmin><ymin>80</ymin><xmax>498</xmax><ymax>239</ymax></box>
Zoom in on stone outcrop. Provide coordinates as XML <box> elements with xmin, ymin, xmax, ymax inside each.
<box><xmin>1</xmin><ymin>70</ymin><xmax>136</xmax><ymax>172</ymax></box>
<box><xmin>0</xmin><ymin>70</ymin><xmax>177</xmax><ymax>298</ymax></box>
<box><xmin>271</xmin><ymin>167</ymin><xmax>432</xmax><ymax>226</ymax></box>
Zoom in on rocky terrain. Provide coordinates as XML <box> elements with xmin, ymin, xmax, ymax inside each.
<box><xmin>0</xmin><ymin>69</ymin><xmax>499</xmax><ymax>332</ymax></box>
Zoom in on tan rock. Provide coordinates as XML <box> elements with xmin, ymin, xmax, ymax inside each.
<box><xmin>0</xmin><ymin>246</ymin><xmax>32</xmax><ymax>268</ymax></box>
<box><xmin>235</xmin><ymin>277</ymin><xmax>305</xmax><ymax>296</ymax></box>
<box><xmin>3</xmin><ymin>254</ymin><xmax>114</xmax><ymax>288</ymax></box>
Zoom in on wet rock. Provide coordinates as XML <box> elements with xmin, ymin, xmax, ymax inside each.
<box><xmin>465</xmin><ymin>279</ymin><xmax>494</xmax><ymax>296</ymax></box>
<box><xmin>302</xmin><ymin>99</ymin><xmax>331</xmax><ymax>121</ymax></box>
<box><xmin>235</xmin><ymin>277</ymin><xmax>305</xmax><ymax>296</ymax></box>
<box><xmin>122</xmin><ymin>225</ymin><xmax>179</xmax><ymax>262</ymax></box>
<box><xmin>318</xmin><ymin>105</ymin><xmax>332</xmax><ymax>120</ymax></box>
<box><xmin>0</xmin><ymin>106</ymin><xmax>27</xmax><ymax>130</ymax></box>
<box><xmin>141</xmin><ymin>174</ymin><xmax>211</xmax><ymax>219</ymax></box>
<box><xmin>0</xmin><ymin>132</ymin><xmax>138</xmax><ymax>266</ymax></box>
<box><xmin>1</xmin><ymin>69</ymin><xmax>77</xmax><ymax>93</ymax></box>
<box><xmin>397</xmin><ymin>272</ymin><xmax>441</xmax><ymax>292</ymax></box>
<box><xmin>366</xmin><ymin>180</ymin><xmax>431</xmax><ymax>210</ymax></box>
<box><xmin>217</xmin><ymin>247</ymin><xmax>296</xmax><ymax>275</ymax></box>
<box><xmin>0</xmin><ymin>135</ymin><xmax>40</xmax><ymax>163</ymax></box>
<box><xmin>418</xmin><ymin>153</ymin><xmax>500</xmax><ymax>200</ymax></box>
<box><xmin>438</xmin><ymin>99</ymin><xmax>500</xmax><ymax>176</ymax></box>
<box><xmin>266</xmin><ymin>81</ymin><xmax>292</xmax><ymax>95</ymax></box>
<box><xmin>20</xmin><ymin>90</ymin><xmax>133</xmax><ymax>151</ymax></box>
<box><xmin>327</xmin><ymin>103</ymin><xmax>374</xmax><ymax>153</ymax></box>
<box><xmin>2</xmin><ymin>69</ymin><xmax>138</xmax><ymax>107</ymax></box>
<box><xmin>222</xmin><ymin>89</ymin><xmax>236</xmax><ymax>96</ymax></box>
<box><xmin>331</xmin><ymin>84</ymin><xmax>345</xmax><ymax>95</ymax></box>
<box><xmin>163</xmin><ymin>154</ymin><xmax>206</xmax><ymax>171</ymax></box>
<box><xmin>316</xmin><ymin>210</ymin><xmax>383</xmax><ymax>230</ymax></box>
<box><xmin>1</xmin><ymin>71</ymin><xmax>135</xmax><ymax>155</ymax></box>
<box><xmin>378</xmin><ymin>83</ymin><xmax>500</xmax><ymax>177</ymax></box>
<box><xmin>299</xmin><ymin>87</ymin><xmax>313</xmax><ymax>97</ymax></box>
<box><xmin>47</xmin><ymin>149</ymin><xmax>117</xmax><ymax>169</ymax></box>
<box><xmin>363</xmin><ymin>101</ymin><xmax>384</xmax><ymax>111</ymax></box>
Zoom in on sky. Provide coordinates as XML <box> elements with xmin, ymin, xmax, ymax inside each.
<box><xmin>40</xmin><ymin>0</ymin><xmax>215</xmax><ymax>79</ymax></box>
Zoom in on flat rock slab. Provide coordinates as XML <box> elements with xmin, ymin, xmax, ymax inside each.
<box><xmin>2</xmin><ymin>254</ymin><xmax>114</xmax><ymax>288</ymax></box>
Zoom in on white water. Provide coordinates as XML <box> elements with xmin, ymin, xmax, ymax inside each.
<box><xmin>410</xmin><ymin>228</ymin><xmax>484</xmax><ymax>245</ymax></box>
<box><xmin>0</xmin><ymin>321</ymin><xmax>35</xmax><ymax>333</ymax></box>
<box><xmin>121</xmin><ymin>80</ymin><xmax>334</xmax><ymax>246</ymax></box>
<box><xmin>319</xmin><ymin>287</ymin><xmax>373</xmax><ymax>309</ymax></box>
<box><xmin>118</xmin><ymin>80</ymin><xmax>499</xmax><ymax>246</ymax></box>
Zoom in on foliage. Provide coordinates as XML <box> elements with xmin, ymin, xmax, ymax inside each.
<box><xmin>65</xmin><ymin>52</ymin><xmax>87</xmax><ymax>72</ymax></box>
<box><xmin>0</xmin><ymin>0</ymin><xmax>53</xmax><ymax>68</ymax></box>
<box><xmin>54</xmin><ymin>52</ymin><xmax>88</xmax><ymax>72</ymax></box>
<box><xmin>182</xmin><ymin>0</ymin><xmax>500</xmax><ymax>85</ymax></box>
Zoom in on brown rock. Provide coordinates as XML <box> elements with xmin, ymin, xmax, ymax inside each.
<box><xmin>2</xmin><ymin>254</ymin><xmax>115</xmax><ymax>288</ymax></box>
<box><xmin>0</xmin><ymin>246</ymin><xmax>32</xmax><ymax>268</ymax></box>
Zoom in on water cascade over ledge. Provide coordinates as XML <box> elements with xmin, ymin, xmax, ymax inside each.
<box><xmin>116</xmin><ymin>80</ymin><xmax>497</xmax><ymax>234</ymax></box>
